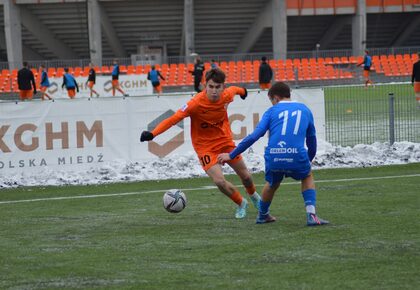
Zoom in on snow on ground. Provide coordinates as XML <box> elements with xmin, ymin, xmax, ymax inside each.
<box><xmin>1</xmin><ymin>141</ymin><xmax>420</xmax><ymax>188</ymax></box>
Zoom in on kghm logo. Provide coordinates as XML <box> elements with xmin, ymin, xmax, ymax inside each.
<box><xmin>148</xmin><ymin>110</ymin><xmax>184</xmax><ymax>158</ymax></box>
<box><xmin>48</xmin><ymin>82</ymin><xmax>59</xmax><ymax>94</ymax></box>
<box><xmin>103</xmin><ymin>80</ymin><xmax>148</xmax><ymax>92</ymax></box>
<box><xmin>0</xmin><ymin>120</ymin><xmax>103</xmax><ymax>153</ymax></box>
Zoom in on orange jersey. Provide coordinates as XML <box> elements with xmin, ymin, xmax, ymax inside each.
<box><xmin>152</xmin><ymin>86</ymin><xmax>245</xmax><ymax>155</ymax></box>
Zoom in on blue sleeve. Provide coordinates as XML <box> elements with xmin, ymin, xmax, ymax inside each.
<box><xmin>229</xmin><ymin>109</ymin><xmax>271</xmax><ymax>159</ymax></box>
<box><xmin>306</xmin><ymin>111</ymin><xmax>317</xmax><ymax>161</ymax></box>
<box><xmin>73</xmin><ymin>76</ymin><xmax>79</xmax><ymax>90</ymax></box>
<box><xmin>306</xmin><ymin>135</ymin><xmax>317</xmax><ymax>162</ymax></box>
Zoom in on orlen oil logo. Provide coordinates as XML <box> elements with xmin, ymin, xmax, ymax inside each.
<box><xmin>148</xmin><ymin>110</ymin><xmax>184</xmax><ymax>158</ymax></box>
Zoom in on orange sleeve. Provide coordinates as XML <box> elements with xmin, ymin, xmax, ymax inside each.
<box><xmin>151</xmin><ymin>101</ymin><xmax>193</xmax><ymax>137</ymax></box>
<box><xmin>224</xmin><ymin>86</ymin><xmax>245</xmax><ymax>102</ymax></box>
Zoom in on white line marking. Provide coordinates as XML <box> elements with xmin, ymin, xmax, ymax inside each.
<box><xmin>0</xmin><ymin>173</ymin><xmax>419</xmax><ymax>205</ymax></box>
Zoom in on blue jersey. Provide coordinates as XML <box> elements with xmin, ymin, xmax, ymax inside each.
<box><xmin>40</xmin><ymin>71</ymin><xmax>50</xmax><ymax>87</ymax></box>
<box><xmin>148</xmin><ymin>70</ymin><xmax>159</xmax><ymax>83</ymax></box>
<box><xmin>62</xmin><ymin>73</ymin><xmax>77</xmax><ymax>89</ymax></box>
<box><xmin>364</xmin><ymin>55</ymin><xmax>372</xmax><ymax>69</ymax></box>
<box><xmin>230</xmin><ymin>101</ymin><xmax>317</xmax><ymax>171</ymax></box>
<box><xmin>112</xmin><ymin>64</ymin><xmax>119</xmax><ymax>79</ymax></box>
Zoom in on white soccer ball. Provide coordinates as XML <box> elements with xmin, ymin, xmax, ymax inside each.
<box><xmin>163</xmin><ymin>189</ymin><xmax>187</xmax><ymax>213</ymax></box>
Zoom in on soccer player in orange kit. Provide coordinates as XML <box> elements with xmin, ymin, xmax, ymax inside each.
<box><xmin>140</xmin><ymin>68</ymin><xmax>261</xmax><ymax>219</ymax></box>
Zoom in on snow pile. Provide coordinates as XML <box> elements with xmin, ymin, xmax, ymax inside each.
<box><xmin>1</xmin><ymin>141</ymin><xmax>419</xmax><ymax>188</ymax></box>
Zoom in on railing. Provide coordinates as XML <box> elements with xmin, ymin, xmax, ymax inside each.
<box><xmin>1</xmin><ymin>46</ymin><xmax>419</xmax><ymax>70</ymax></box>
<box><xmin>324</xmin><ymin>83</ymin><xmax>420</xmax><ymax>146</ymax></box>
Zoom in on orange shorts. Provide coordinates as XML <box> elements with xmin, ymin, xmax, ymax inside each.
<box><xmin>259</xmin><ymin>83</ymin><xmax>271</xmax><ymax>90</ymax></box>
<box><xmin>67</xmin><ymin>88</ymin><xmax>76</xmax><ymax>98</ymax></box>
<box><xmin>19</xmin><ymin>90</ymin><xmax>33</xmax><ymax>100</ymax></box>
<box><xmin>363</xmin><ymin>70</ymin><xmax>370</xmax><ymax>78</ymax></box>
<box><xmin>88</xmin><ymin>81</ymin><xmax>94</xmax><ymax>88</ymax></box>
<box><xmin>198</xmin><ymin>145</ymin><xmax>242</xmax><ymax>171</ymax></box>
<box><xmin>40</xmin><ymin>86</ymin><xmax>48</xmax><ymax>92</ymax></box>
<box><xmin>112</xmin><ymin>80</ymin><xmax>119</xmax><ymax>87</ymax></box>
<box><xmin>414</xmin><ymin>82</ymin><xmax>420</xmax><ymax>93</ymax></box>
<box><xmin>153</xmin><ymin>83</ymin><xmax>162</xmax><ymax>93</ymax></box>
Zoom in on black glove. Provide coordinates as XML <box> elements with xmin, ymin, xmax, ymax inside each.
<box><xmin>240</xmin><ymin>87</ymin><xmax>248</xmax><ymax>100</ymax></box>
<box><xmin>140</xmin><ymin>131</ymin><xmax>154</xmax><ymax>142</ymax></box>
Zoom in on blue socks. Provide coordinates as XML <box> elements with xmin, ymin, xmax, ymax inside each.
<box><xmin>302</xmin><ymin>189</ymin><xmax>317</xmax><ymax>214</ymax></box>
<box><xmin>259</xmin><ymin>200</ymin><xmax>271</xmax><ymax>217</ymax></box>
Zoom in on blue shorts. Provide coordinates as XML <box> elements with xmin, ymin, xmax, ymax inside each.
<box><xmin>265</xmin><ymin>167</ymin><xmax>311</xmax><ymax>187</ymax></box>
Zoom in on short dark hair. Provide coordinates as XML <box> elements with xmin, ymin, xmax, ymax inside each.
<box><xmin>268</xmin><ymin>82</ymin><xmax>291</xmax><ymax>99</ymax></box>
<box><xmin>205</xmin><ymin>68</ymin><xmax>225</xmax><ymax>83</ymax></box>
<box><xmin>64</xmin><ymin>67</ymin><xmax>69</xmax><ymax>72</ymax></box>
<box><xmin>261</xmin><ymin>56</ymin><xmax>267</xmax><ymax>62</ymax></box>
<box><xmin>23</xmin><ymin>61</ymin><xmax>28</xmax><ymax>67</ymax></box>
<box><xmin>40</xmin><ymin>64</ymin><xmax>45</xmax><ymax>68</ymax></box>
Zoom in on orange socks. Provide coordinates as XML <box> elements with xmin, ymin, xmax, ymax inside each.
<box><xmin>245</xmin><ymin>184</ymin><xmax>256</xmax><ymax>196</ymax></box>
<box><xmin>229</xmin><ymin>191</ymin><xmax>243</xmax><ymax>206</ymax></box>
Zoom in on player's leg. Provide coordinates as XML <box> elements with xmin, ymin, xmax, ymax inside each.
<box><xmin>228</xmin><ymin>158</ymin><xmax>261</xmax><ymax>209</ymax></box>
<box><xmin>414</xmin><ymin>82</ymin><xmax>420</xmax><ymax>108</ymax></box>
<box><xmin>43</xmin><ymin>88</ymin><xmax>52</xmax><ymax>100</ymax></box>
<box><xmin>256</xmin><ymin>180</ymin><xmax>279</xmax><ymax>224</ymax></box>
<box><xmin>301</xmin><ymin>172</ymin><xmax>329</xmax><ymax>226</ymax></box>
<box><xmin>205</xmin><ymin>160</ymin><xmax>248</xmax><ymax>219</ymax></box>
<box><xmin>256</xmin><ymin>167</ymin><xmax>281</xmax><ymax>224</ymax></box>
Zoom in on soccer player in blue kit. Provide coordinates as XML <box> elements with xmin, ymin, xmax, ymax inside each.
<box><xmin>218</xmin><ymin>82</ymin><xmax>329</xmax><ymax>226</ymax></box>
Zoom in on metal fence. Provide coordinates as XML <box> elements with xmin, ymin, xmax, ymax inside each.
<box><xmin>1</xmin><ymin>46</ymin><xmax>419</xmax><ymax>70</ymax></box>
<box><xmin>324</xmin><ymin>83</ymin><xmax>420</xmax><ymax>146</ymax></box>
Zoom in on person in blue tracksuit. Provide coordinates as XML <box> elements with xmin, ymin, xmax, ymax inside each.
<box><xmin>147</xmin><ymin>65</ymin><xmax>165</xmax><ymax>94</ymax></box>
<box><xmin>218</xmin><ymin>82</ymin><xmax>329</xmax><ymax>226</ymax></box>
<box><xmin>357</xmin><ymin>50</ymin><xmax>374</xmax><ymax>87</ymax></box>
<box><xmin>61</xmin><ymin>68</ymin><xmax>79</xmax><ymax>99</ymax></box>
<box><xmin>39</xmin><ymin>65</ymin><xmax>53</xmax><ymax>100</ymax></box>
<box><xmin>111</xmin><ymin>59</ymin><xmax>128</xmax><ymax>97</ymax></box>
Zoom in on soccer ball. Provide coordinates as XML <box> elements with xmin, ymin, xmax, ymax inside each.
<box><xmin>163</xmin><ymin>189</ymin><xmax>187</xmax><ymax>213</ymax></box>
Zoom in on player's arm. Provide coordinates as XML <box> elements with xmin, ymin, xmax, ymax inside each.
<box><xmin>158</xmin><ymin>71</ymin><xmax>165</xmax><ymax>81</ymax></box>
<box><xmin>74</xmin><ymin>77</ymin><xmax>79</xmax><ymax>92</ymax></box>
<box><xmin>306</xmin><ymin>114</ymin><xmax>317</xmax><ymax>162</ymax></box>
<box><xmin>31</xmin><ymin>73</ymin><xmax>36</xmax><ymax>93</ymax></box>
<box><xmin>61</xmin><ymin>76</ymin><xmax>66</xmax><ymax>89</ymax></box>
<box><xmin>218</xmin><ymin>110</ymin><xmax>270</xmax><ymax>163</ymax></box>
<box><xmin>225</xmin><ymin>86</ymin><xmax>248</xmax><ymax>100</ymax></box>
<box><xmin>140</xmin><ymin>103</ymin><xmax>192</xmax><ymax>142</ymax></box>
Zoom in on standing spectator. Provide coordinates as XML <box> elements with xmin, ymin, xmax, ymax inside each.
<box><xmin>61</xmin><ymin>68</ymin><xmax>79</xmax><ymax>99</ymax></box>
<box><xmin>111</xmin><ymin>59</ymin><xmax>129</xmax><ymax>97</ymax></box>
<box><xmin>86</xmin><ymin>62</ymin><xmax>99</xmax><ymax>98</ymax></box>
<box><xmin>39</xmin><ymin>65</ymin><xmax>52</xmax><ymax>100</ymax></box>
<box><xmin>17</xmin><ymin>62</ymin><xmax>36</xmax><ymax>101</ymax></box>
<box><xmin>190</xmin><ymin>57</ymin><xmax>205</xmax><ymax>92</ymax></box>
<box><xmin>411</xmin><ymin>52</ymin><xmax>420</xmax><ymax>107</ymax></box>
<box><xmin>357</xmin><ymin>50</ymin><xmax>374</xmax><ymax>88</ymax></box>
<box><xmin>259</xmin><ymin>56</ymin><xmax>273</xmax><ymax>90</ymax></box>
<box><xmin>147</xmin><ymin>65</ymin><xmax>165</xmax><ymax>94</ymax></box>
<box><xmin>210</xmin><ymin>59</ymin><xmax>218</xmax><ymax>69</ymax></box>
<box><xmin>218</xmin><ymin>82</ymin><xmax>329</xmax><ymax>226</ymax></box>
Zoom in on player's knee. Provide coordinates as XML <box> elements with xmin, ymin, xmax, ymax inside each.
<box><xmin>241</xmin><ymin>175</ymin><xmax>253</xmax><ymax>187</ymax></box>
<box><xmin>213</xmin><ymin>178</ymin><xmax>227</xmax><ymax>190</ymax></box>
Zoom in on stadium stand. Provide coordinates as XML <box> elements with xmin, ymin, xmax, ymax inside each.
<box><xmin>1</xmin><ymin>53</ymin><xmax>418</xmax><ymax>93</ymax></box>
